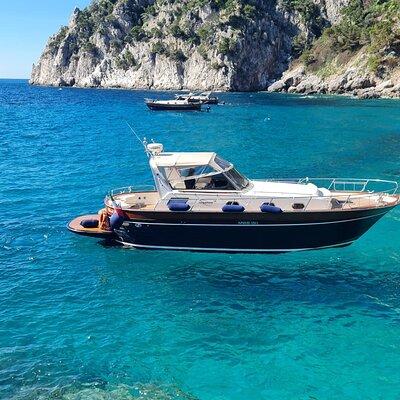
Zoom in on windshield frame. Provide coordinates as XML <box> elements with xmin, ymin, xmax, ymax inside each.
<box><xmin>178</xmin><ymin>165</ymin><xmax>249</xmax><ymax>192</ymax></box>
<box><xmin>157</xmin><ymin>154</ymin><xmax>250</xmax><ymax>192</ymax></box>
<box><xmin>224</xmin><ymin>166</ymin><xmax>250</xmax><ymax>190</ymax></box>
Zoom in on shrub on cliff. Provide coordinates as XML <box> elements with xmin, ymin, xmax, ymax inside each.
<box><xmin>282</xmin><ymin>0</ymin><xmax>325</xmax><ymax>36</ymax></box>
<box><xmin>81</xmin><ymin>42</ymin><xmax>97</xmax><ymax>55</ymax></box>
<box><xmin>243</xmin><ymin>4</ymin><xmax>256</xmax><ymax>19</ymax></box>
<box><xmin>218</xmin><ymin>37</ymin><xmax>237</xmax><ymax>55</ymax></box>
<box><xmin>151</xmin><ymin>41</ymin><xmax>167</xmax><ymax>55</ymax></box>
<box><xmin>116</xmin><ymin>50</ymin><xmax>137</xmax><ymax>70</ymax></box>
<box><xmin>170</xmin><ymin>23</ymin><xmax>187</xmax><ymax>39</ymax></box>
<box><xmin>126</xmin><ymin>26</ymin><xmax>146</xmax><ymax>42</ymax></box>
<box><xmin>169</xmin><ymin>49</ymin><xmax>188</xmax><ymax>62</ymax></box>
<box><xmin>49</xmin><ymin>26</ymin><xmax>68</xmax><ymax>49</ymax></box>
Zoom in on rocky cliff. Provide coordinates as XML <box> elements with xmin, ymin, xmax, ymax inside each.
<box><xmin>268</xmin><ymin>0</ymin><xmax>400</xmax><ymax>98</ymax></box>
<box><xmin>30</xmin><ymin>0</ymin><xmax>400</xmax><ymax>97</ymax></box>
<box><xmin>31</xmin><ymin>0</ymin><xmax>344</xmax><ymax>91</ymax></box>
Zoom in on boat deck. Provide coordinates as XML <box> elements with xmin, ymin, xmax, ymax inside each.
<box><xmin>110</xmin><ymin>190</ymin><xmax>399</xmax><ymax>213</ymax></box>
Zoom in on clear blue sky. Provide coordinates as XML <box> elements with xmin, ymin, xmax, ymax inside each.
<box><xmin>0</xmin><ymin>0</ymin><xmax>91</xmax><ymax>79</ymax></box>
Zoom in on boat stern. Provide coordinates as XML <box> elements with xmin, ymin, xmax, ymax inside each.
<box><xmin>68</xmin><ymin>214</ymin><xmax>116</xmax><ymax>239</ymax></box>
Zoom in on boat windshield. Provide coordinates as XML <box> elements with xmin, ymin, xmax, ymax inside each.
<box><xmin>158</xmin><ymin>154</ymin><xmax>249</xmax><ymax>191</ymax></box>
<box><xmin>214</xmin><ymin>155</ymin><xmax>231</xmax><ymax>169</ymax></box>
<box><xmin>215</xmin><ymin>156</ymin><xmax>249</xmax><ymax>190</ymax></box>
<box><xmin>224</xmin><ymin>167</ymin><xmax>249</xmax><ymax>190</ymax></box>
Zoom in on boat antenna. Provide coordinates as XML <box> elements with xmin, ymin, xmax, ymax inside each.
<box><xmin>125</xmin><ymin>121</ymin><xmax>147</xmax><ymax>151</ymax></box>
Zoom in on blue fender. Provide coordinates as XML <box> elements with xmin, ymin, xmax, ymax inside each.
<box><xmin>260</xmin><ymin>203</ymin><xmax>283</xmax><ymax>214</ymax></box>
<box><xmin>110</xmin><ymin>212</ymin><xmax>125</xmax><ymax>230</ymax></box>
<box><xmin>222</xmin><ymin>204</ymin><xmax>245</xmax><ymax>213</ymax></box>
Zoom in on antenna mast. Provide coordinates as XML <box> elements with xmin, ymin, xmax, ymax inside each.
<box><xmin>125</xmin><ymin>121</ymin><xmax>148</xmax><ymax>153</ymax></box>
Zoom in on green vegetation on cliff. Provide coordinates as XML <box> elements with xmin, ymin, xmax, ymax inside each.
<box><xmin>299</xmin><ymin>0</ymin><xmax>400</xmax><ymax>76</ymax></box>
<box><xmin>282</xmin><ymin>0</ymin><xmax>325</xmax><ymax>35</ymax></box>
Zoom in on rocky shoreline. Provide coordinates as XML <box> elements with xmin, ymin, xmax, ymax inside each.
<box><xmin>31</xmin><ymin>74</ymin><xmax>400</xmax><ymax>100</ymax></box>
<box><xmin>267</xmin><ymin>65</ymin><xmax>400</xmax><ymax>99</ymax></box>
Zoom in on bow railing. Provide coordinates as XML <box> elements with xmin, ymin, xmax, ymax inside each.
<box><xmin>252</xmin><ymin>178</ymin><xmax>398</xmax><ymax>195</ymax></box>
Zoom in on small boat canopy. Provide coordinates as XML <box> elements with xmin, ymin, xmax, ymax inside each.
<box><xmin>149</xmin><ymin>147</ymin><xmax>249</xmax><ymax>195</ymax></box>
<box><xmin>151</xmin><ymin>152</ymin><xmax>216</xmax><ymax>168</ymax></box>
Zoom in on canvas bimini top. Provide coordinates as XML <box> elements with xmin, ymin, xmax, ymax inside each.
<box><xmin>146</xmin><ymin>143</ymin><xmax>331</xmax><ymax>197</ymax></box>
<box><xmin>151</xmin><ymin>152</ymin><xmax>216</xmax><ymax>168</ymax></box>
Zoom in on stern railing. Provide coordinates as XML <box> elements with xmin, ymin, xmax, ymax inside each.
<box><xmin>109</xmin><ymin>185</ymin><xmax>156</xmax><ymax>197</ymax></box>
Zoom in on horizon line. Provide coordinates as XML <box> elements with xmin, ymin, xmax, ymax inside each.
<box><xmin>0</xmin><ymin>77</ymin><xmax>29</xmax><ymax>80</ymax></box>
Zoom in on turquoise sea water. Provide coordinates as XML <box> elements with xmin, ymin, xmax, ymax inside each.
<box><xmin>1</xmin><ymin>79</ymin><xmax>400</xmax><ymax>400</ymax></box>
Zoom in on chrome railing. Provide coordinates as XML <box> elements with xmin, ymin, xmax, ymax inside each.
<box><xmin>181</xmin><ymin>192</ymin><xmax>398</xmax><ymax>212</ymax></box>
<box><xmin>253</xmin><ymin>178</ymin><xmax>398</xmax><ymax>195</ymax></box>
<box><xmin>106</xmin><ymin>179</ymin><xmax>398</xmax><ymax>212</ymax></box>
<box><xmin>155</xmin><ymin>178</ymin><xmax>398</xmax><ymax>212</ymax></box>
<box><xmin>109</xmin><ymin>185</ymin><xmax>156</xmax><ymax>197</ymax></box>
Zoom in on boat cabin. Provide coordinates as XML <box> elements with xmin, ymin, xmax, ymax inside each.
<box><xmin>149</xmin><ymin>150</ymin><xmax>249</xmax><ymax>196</ymax></box>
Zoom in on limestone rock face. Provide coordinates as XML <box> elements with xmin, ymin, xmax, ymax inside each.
<box><xmin>323</xmin><ymin>0</ymin><xmax>351</xmax><ymax>24</ymax></box>
<box><xmin>30</xmin><ymin>0</ymin><xmax>343</xmax><ymax>91</ymax></box>
<box><xmin>266</xmin><ymin>0</ymin><xmax>400</xmax><ymax>99</ymax></box>
<box><xmin>268</xmin><ymin>56</ymin><xmax>400</xmax><ymax>99</ymax></box>
<box><xmin>32</xmin><ymin>0</ymin><xmax>399</xmax><ymax>98</ymax></box>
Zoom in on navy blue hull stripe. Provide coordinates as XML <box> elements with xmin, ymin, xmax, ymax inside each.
<box><xmin>124</xmin><ymin>210</ymin><xmax>387</xmax><ymax>227</ymax></box>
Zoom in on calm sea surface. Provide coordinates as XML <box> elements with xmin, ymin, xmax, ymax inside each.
<box><xmin>1</xmin><ymin>79</ymin><xmax>400</xmax><ymax>400</ymax></box>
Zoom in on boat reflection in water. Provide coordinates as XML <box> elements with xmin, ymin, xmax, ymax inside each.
<box><xmin>69</xmin><ymin>142</ymin><xmax>399</xmax><ymax>253</ymax></box>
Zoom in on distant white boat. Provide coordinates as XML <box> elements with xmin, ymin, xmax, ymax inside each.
<box><xmin>175</xmin><ymin>91</ymin><xmax>219</xmax><ymax>104</ymax></box>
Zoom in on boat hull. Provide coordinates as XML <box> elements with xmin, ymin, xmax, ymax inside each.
<box><xmin>113</xmin><ymin>206</ymin><xmax>394</xmax><ymax>253</ymax></box>
<box><xmin>146</xmin><ymin>102</ymin><xmax>201</xmax><ymax>111</ymax></box>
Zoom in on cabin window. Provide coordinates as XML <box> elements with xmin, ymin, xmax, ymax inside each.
<box><xmin>292</xmin><ymin>203</ymin><xmax>305</xmax><ymax>210</ymax></box>
<box><xmin>178</xmin><ymin>165</ymin><xmax>216</xmax><ymax>177</ymax></box>
<box><xmin>214</xmin><ymin>156</ymin><xmax>231</xmax><ymax>169</ymax></box>
<box><xmin>197</xmin><ymin>173</ymin><xmax>236</xmax><ymax>190</ymax></box>
<box><xmin>159</xmin><ymin>167</ymin><xmax>181</xmax><ymax>187</ymax></box>
<box><xmin>215</xmin><ymin>157</ymin><xmax>249</xmax><ymax>189</ymax></box>
<box><xmin>224</xmin><ymin>168</ymin><xmax>249</xmax><ymax>190</ymax></box>
<box><xmin>158</xmin><ymin>162</ymin><xmax>246</xmax><ymax>191</ymax></box>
